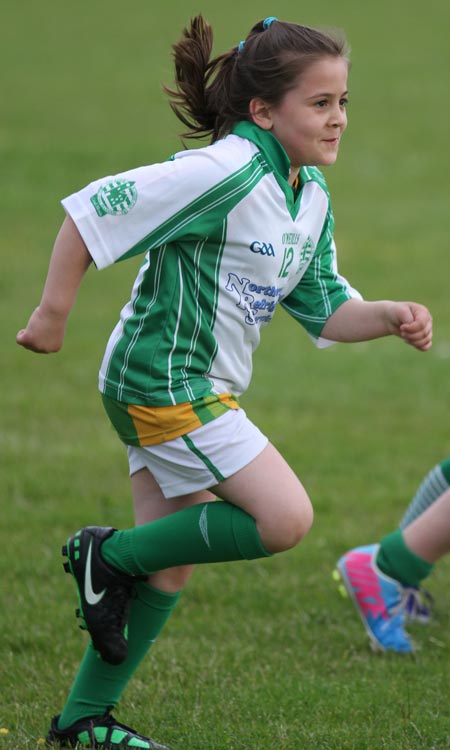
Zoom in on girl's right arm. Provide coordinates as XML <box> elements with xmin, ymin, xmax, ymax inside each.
<box><xmin>320</xmin><ymin>297</ymin><xmax>433</xmax><ymax>351</ymax></box>
<box><xmin>16</xmin><ymin>215</ymin><xmax>92</xmax><ymax>353</ymax></box>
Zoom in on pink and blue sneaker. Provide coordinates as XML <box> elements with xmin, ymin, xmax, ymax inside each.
<box><xmin>334</xmin><ymin>544</ymin><xmax>414</xmax><ymax>653</ymax></box>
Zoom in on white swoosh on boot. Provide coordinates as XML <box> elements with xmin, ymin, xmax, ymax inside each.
<box><xmin>84</xmin><ymin>539</ymin><xmax>107</xmax><ymax>605</ymax></box>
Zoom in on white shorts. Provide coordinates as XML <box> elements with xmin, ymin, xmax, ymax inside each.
<box><xmin>127</xmin><ymin>408</ymin><xmax>268</xmax><ymax>499</ymax></box>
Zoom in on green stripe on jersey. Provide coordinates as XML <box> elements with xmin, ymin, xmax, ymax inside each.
<box><xmin>102</xmin><ymin>220</ymin><xmax>228</xmax><ymax>405</ymax></box>
<box><xmin>101</xmin><ymin>154</ymin><xmax>268</xmax><ymax>406</ymax></box>
<box><xmin>118</xmin><ymin>153</ymin><xmax>267</xmax><ymax>262</ymax></box>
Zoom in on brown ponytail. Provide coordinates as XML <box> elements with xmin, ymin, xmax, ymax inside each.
<box><xmin>164</xmin><ymin>15</ymin><xmax>349</xmax><ymax>144</ymax></box>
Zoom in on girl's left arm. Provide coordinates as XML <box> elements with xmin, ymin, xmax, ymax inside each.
<box><xmin>321</xmin><ymin>298</ymin><xmax>432</xmax><ymax>351</ymax></box>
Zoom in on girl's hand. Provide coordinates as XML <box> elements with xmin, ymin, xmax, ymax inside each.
<box><xmin>385</xmin><ymin>302</ymin><xmax>433</xmax><ymax>351</ymax></box>
<box><xmin>16</xmin><ymin>306</ymin><xmax>67</xmax><ymax>353</ymax></box>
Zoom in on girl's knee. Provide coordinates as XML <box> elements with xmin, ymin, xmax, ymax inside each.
<box><xmin>280</xmin><ymin>503</ymin><xmax>314</xmax><ymax>551</ymax></box>
<box><xmin>260</xmin><ymin>494</ymin><xmax>314</xmax><ymax>553</ymax></box>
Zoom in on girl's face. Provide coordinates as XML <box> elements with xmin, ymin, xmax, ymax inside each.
<box><xmin>251</xmin><ymin>56</ymin><xmax>349</xmax><ymax>171</ymax></box>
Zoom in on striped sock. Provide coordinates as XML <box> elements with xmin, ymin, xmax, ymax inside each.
<box><xmin>399</xmin><ymin>458</ymin><xmax>450</xmax><ymax>530</ymax></box>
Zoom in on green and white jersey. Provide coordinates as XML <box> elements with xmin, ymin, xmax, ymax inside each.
<box><xmin>62</xmin><ymin>121</ymin><xmax>361</xmax><ymax>407</ymax></box>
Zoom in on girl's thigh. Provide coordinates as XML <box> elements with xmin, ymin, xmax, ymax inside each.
<box><xmin>132</xmin><ymin>467</ymin><xmax>215</xmax><ymax>525</ymax></box>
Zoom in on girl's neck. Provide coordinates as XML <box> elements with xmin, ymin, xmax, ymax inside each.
<box><xmin>288</xmin><ymin>166</ymin><xmax>300</xmax><ymax>186</ymax></box>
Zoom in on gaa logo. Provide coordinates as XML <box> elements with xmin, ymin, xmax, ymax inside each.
<box><xmin>90</xmin><ymin>178</ymin><xmax>138</xmax><ymax>217</ymax></box>
<box><xmin>249</xmin><ymin>240</ymin><xmax>275</xmax><ymax>257</ymax></box>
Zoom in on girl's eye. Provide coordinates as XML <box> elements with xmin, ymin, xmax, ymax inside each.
<box><xmin>314</xmin><ymin>97</ymin><xmax>349</xmax><ymax>109</ymax></box>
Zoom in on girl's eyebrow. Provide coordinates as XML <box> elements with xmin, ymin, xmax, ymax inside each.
<box><xmin>306</xmin><ymin>90</ymin><xmax>349</xmax><ymax>100</ymax></box>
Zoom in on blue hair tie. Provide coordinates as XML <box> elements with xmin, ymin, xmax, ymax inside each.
<box><xmin>263</xmin><ymin>16</ymin><xmax>278</xmax><ymax>29</ymax></box>
<box><xmin>238</xmin><ymin>40</ymin><xmax>245</xmax><ymax>53</ymax></box>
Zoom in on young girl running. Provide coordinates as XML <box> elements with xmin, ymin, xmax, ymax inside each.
<box><xmin>17</xmin><ymin>15</ymin><xmax>432</xmax><ymax>750</ymax></box>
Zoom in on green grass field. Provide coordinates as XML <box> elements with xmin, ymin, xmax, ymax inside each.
<box><xmin>1</xmin><ymin>0</ymin><xmax>450</xmax><ymax>747</ymax></box>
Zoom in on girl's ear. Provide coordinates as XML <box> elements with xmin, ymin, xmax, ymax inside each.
<box><xmin>249</xmin><ymin>98</ymin><xmax>273</xmax><ymax>130</ymax></box>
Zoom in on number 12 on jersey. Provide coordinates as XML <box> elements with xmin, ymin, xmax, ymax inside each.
<box><xmin>278</xmin><ymin>247</ymin><xmax>294</xmax><ymax>278</ymax></box>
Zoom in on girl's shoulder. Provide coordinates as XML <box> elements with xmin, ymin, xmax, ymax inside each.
<box><xmin>171</xmin><ymin>134</ymin><xmax>259</xmax><ymax>173</ymax></box>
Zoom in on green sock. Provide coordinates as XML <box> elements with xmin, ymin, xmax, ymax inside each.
<box><xmin>58</xmin><ymin>581</ymin><xmax>180</xmax><ymax>729</ymax></box>
<box><xmin>101</xmin><ymin>501</ymin><xmax>271</xmax><ymax>576</ymax></box>
<box><xmin>376</xmin><ymin>529</ymin><xmax>434</xmax><ymax>587</ymax></box>
<box><xmin>400</xmin><ymin>458</ymin><xmax>450</xmax><ymax>529</ymax></box>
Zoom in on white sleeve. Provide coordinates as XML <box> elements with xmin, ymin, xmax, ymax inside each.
<box><xmin>61</xmin><ymin>140</ymin><xmax>249</xmax><ymax>270</ymax></box>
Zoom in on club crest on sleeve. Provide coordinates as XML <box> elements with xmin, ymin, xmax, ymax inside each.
<box><xmin>90</xmin><ymin>178</ymin><xmax>138</xmax><ymax>217</ymax></box>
